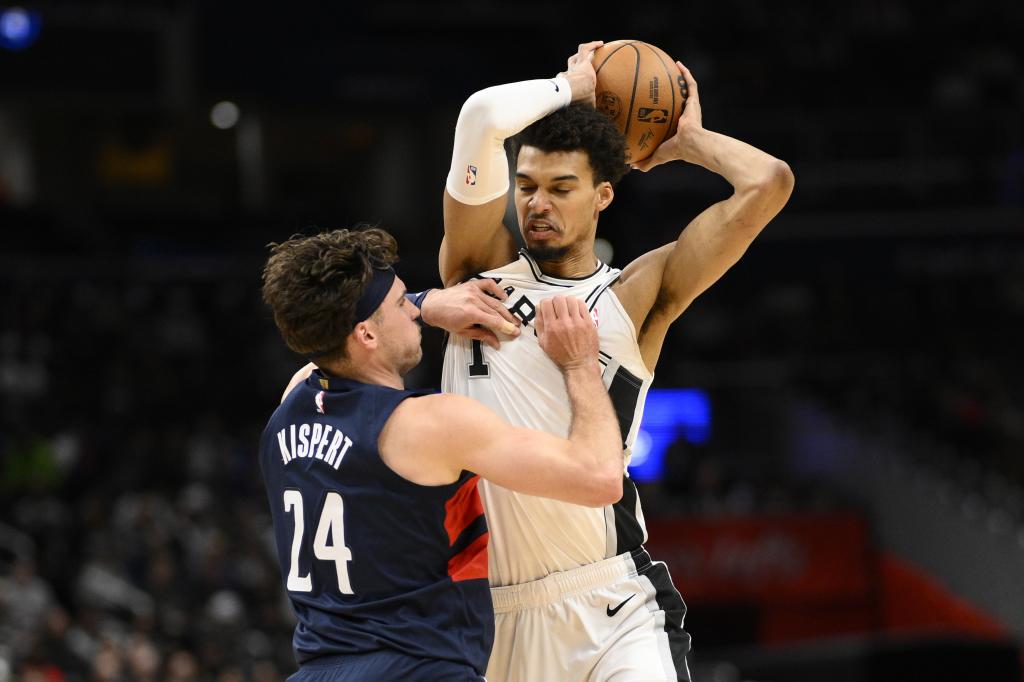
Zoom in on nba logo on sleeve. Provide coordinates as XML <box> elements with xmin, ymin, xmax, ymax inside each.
<box><xmin>315</xmin><ymin>390</ymin><xmax>326</xmax><ymax>414</ymax></box>
<box><xmin>465</xmin><ymin>165</ymin><xmax>477</xmax><ymax>186</ymax></box>
<box><xmin>590</xmin><ymin>307</ymin><xmax>600</xmax><ymax>328</ymax></box>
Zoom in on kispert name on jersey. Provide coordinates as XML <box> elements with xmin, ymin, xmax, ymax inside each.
<box><xmin>272</xmin><ymin>420</ymin><xmax>354</xmax><ymax>468</ymax></box>
<box><xmin>442</xmin><ymin>250</ymin><xmax>653</xmax><ymax>587</ymax></box>
<box><xmin>258</xmin><ymin>372</ymin><xmax>492</xmax><ymax>672</ymax></box>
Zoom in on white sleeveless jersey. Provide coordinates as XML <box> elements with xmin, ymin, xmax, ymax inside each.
<box><xmin>442</xmin><ymin>251</ymin><xmax>653</xmax><ymax>587</ymax></box>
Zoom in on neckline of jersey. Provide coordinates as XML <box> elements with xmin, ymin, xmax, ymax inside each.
<box><xmin>307</xmin><ymin>370</ymin><xmax>394</xmax><ymax>393</ymax></box>
<box><xmin>519</xmin><ymin>249</ymin><xmax>609</xmax><ymax>285</ymax></box>
<box><xmin>306</xmin><ymin>370</ymin><xmax>439</xmax><ymax>397</ymax></box>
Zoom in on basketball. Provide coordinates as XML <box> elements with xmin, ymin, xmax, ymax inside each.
<box><xmin>593</xmin><ymin>40</ymin><xmax>687</xmax><ymax>164</ymax></box>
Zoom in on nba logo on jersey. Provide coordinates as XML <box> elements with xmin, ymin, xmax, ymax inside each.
<box><xmin>590</xmin><ymin>307</ymin><xmax>600</xmax><ymax>328</ymax></box>
<box><xmin>466</xmin><ymin>165</ymin><xmax>477</xmax><ymax>186</ymax></box>
<box><xmin>315</xmin><ymin>390</ymin><xmax>326</xmax><ymax>414</ymax></box>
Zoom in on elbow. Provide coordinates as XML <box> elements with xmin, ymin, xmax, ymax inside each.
<box><xmin>456</xmin><ymin>89</ymin><xmax>502</xmax><ymax>137</ymax></box>
<box><xmin>735</xmin><ymin>160</ymin><xmax>794</xmax><ymax>233</ymax></box>
<box><xmin>583</xmin><ymin>469</ymin><xmax>624</xmax><ymax>507</ymax></box>
<box><xmin>756</xmin><ymin>160</ymin><xmax>795</xmax><ymax>202</ymax></box>
<box><xmin>603</xmin><ymin>475</ymin><xmax>625</xmax><ymax>505</ymax></box>
<box><xmin>774</xmin><ymin>160</ymin><xmax>795</xmax><ymax>196</ymax></box>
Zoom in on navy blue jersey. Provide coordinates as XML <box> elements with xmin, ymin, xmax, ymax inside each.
<box><xmin>258</xmin><ymin>370</ymin><xmax>492</xmax><ymax>673</ymax></box>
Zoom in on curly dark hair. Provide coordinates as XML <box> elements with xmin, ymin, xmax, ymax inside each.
<box><xmin>261</xmin><ymin>227</ymin><xmax>399</xmax><ymax>361</ymax></box>
<box><xmin>511</xmin><ymin>102</ymin><xmax>629</xmax><ymax>186</ymax></box>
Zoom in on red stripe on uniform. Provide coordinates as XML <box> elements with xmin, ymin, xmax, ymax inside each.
<box><xmin>448</xmin><ymin>531</ymin><xmax>489</xmax><ymax>582</ymax></box>
<box><xmin>444</xmin><ymin>475</ymin><xmax>484</xmax><ymax>545</ymax></box>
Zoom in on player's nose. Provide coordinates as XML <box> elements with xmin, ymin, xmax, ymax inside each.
<box><xmin>528</xmin><ymin>191</ymin><xmax>551</xmax><ymax>212</ymax></box>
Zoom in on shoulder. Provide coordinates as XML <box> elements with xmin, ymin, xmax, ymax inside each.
<box><xmin>386</xmin><ymin>393</ymin><xmax>508</xmax><ymax>454</ymax></box>
<box><xmin>386</xmin><ymin>393</ymin><xmax>485</xmax><ymax>432</ymax></box>
<box><xmin>376</xmin><ymin>393</ymin><xmax>480</xmax><ymax>485</ymax></box>
<box><xmin>380</xmin><ymin>393</ymin><xmax>500</xmax><ymax>481</ymax></box>
<box><xmin>280</xmin><ymin>362</ymin><xmax>318</xmax><ymax>404</ymax></box>
<box><xmin>445</xmin><ymin>255</ymin><xmax>526</xmax><ymax>289</ymax></box>
<box><xmin>479</xmin><ymin>252</ymin><xmax>531</xmax><ymax>280</ymax></box>
<box><xmin>610</xmin><ymin>244</ymin><xmax>674</xmax><ymax>326</ymax></box>
<box><xmin>615</xmin><ymin>244</ymin><xmax>673</xmax><ymax>286</ymax></box>
<box><xmin>440</xmin><ymin>194</ymin><xmax>519</xmax><ymax>286</ymax></box>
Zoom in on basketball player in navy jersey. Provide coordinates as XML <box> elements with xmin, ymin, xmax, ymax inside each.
<box><xmin>259</xmin><ymin>227</ymin><xmax>624</xmax><ymax>680</ymax></box>
<box><xmin>439</xmin><ymin>42</ymin><xmax>794</xmax><ymax>680</ymax></box>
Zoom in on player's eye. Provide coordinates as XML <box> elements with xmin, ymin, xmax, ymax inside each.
<box><xmin>553</xmin><ymin>188</ymin><xmax>570</xmax><ymax>195</ymax></box>
<box><xmin>518</xmin><ymin>185</ymin><xmax>536</xmax><ymax>193</ymax></box>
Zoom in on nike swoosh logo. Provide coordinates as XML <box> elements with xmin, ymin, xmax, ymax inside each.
<box><xmin>606</xmin><ymin>594</ymin><xmax>636</xmax><ymax>617</ymax></box>
<box><xmin>551</xmin><ymin>79</ymin><xmax>560</xmax><ymax>93</ymax></box>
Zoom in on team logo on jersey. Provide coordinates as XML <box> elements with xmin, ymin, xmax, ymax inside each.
<box><xmin>590</xmin><ymin>306</ymin><xmax>600</xmax><ymax>328</ymax></box>
<box><xmin>465</xmin><ymin>164</ymin><xmax>477</xmax><ymax>186</ymax></box>
<box><xmin>315</xmin><ymin>390</ymin><xmax>326</xmax><ymax>414</ymax></box>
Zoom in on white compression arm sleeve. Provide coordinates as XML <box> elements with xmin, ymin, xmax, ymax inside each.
<box><xmin>446</xmin><ymin>77</ymin><xmax>571</xmax><ymax>206</ymax></box>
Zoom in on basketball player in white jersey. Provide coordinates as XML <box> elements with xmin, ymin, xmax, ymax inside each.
<box><xmin>440</xmin><ymin>41</ymin><xmax>794</xmax><ymax>681</ymax></box>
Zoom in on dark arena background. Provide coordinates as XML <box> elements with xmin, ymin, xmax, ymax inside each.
<box><xmin>2</xmin><ymin>2</ymin><xmax>1023</xmax><ymax>680</ymax></box>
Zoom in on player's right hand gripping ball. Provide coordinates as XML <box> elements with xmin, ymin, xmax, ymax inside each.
<box><xmin>593</xmin><ymin>40</ymin><xmax>687</xmax><ymax>164</ymax></box>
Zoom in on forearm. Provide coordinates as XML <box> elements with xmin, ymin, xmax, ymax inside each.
<box><xmin>446</xmin><ymin>77</ymin><xmax>571</xmax><ymax>205</ymax></box>
<box><xmin>564</xmin><ymin>364</ymin><xmax>623</xmax><ymax>472</ymax></box>
<box><xmin>682</xmin><ymin>128</ymin><xmax>788</xmax><ymax>191</ymax></box>
<box><xmin>459</xmin><ymin>77</ymin><xmax>572</xmax><ymax>140</ymax></box>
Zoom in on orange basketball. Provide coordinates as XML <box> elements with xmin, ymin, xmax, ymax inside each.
<box><xmin>593</xmin><ymin>40</ymin><xmax>686</xmax><ymax>163</ymax></box>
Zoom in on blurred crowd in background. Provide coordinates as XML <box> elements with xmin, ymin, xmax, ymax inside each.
<box><xmin>2</xmin><ymin>0</ymin><xmax>1022</xmax><ymax>679</ymax></box>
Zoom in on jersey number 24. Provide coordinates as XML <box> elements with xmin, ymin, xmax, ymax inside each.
<box><xmin>283</xmin><ymin>489</ymin><xmax>354</xmax><ymax>594</ymax></box>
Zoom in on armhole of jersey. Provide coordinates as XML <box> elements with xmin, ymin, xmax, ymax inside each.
<box><xmin>600</xmin><ymin>284</ymin><xmax>654</xmax><ymax>382</ymax></box>
<box><xmin>374</xmin><ymin>391</ymin><xmax>463</xmax><ymax>493</ymax></box>
<box><xmin>603</xmin><ymin>284</ymin><xmax>641</xmax><ymax>342</ymax></box>
<box><xmin>586</xmin><ymin>273</ymin><xmax>620</xmax><ymax>309</ymax></box>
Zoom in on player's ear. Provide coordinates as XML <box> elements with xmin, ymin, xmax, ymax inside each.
<box><xmin>596</xmin><ymin>181</ymin><xmax>614</xmax><ymax>213</ymax></box>
<box><xmin>352</xmin><ymin>321</ymin><xmax>379</xmax><ymax>350</ymax></box>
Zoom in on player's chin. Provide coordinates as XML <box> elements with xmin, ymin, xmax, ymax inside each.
<box><xmin>525</xmin><ymin>241</ymin><xmax>570</xmax><ymax>261</ymax></box>
<box><xmin>398</xmin><ymin>348</ymin><xmax>423</xmax><ymax>377</ymax></box>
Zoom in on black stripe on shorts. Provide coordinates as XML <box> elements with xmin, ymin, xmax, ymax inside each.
<box><xmin>639</xmin><ymin>556</ymin><xmax>692</xmax><ymax>681</ymax></box>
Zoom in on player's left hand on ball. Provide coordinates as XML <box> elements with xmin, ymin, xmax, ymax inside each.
<box><xmin>421</xmin><ymin>280</ymin><xmax>521</xmax><ymax>349</ymax></box>
<box><xmin>559</xmin><ymin>40</ymin><xmax>603</xmax><ymax>107</ymax></box>
<box><xmin>632</xmin><ymin>62</ymin><xmax>702</xmax><ymax>173</ymax></box>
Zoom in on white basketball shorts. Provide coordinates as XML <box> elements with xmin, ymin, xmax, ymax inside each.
<box><xmin>486</xmin><ymin>547</ymin><xmax>691</xmax><ymax>681</ymax></box>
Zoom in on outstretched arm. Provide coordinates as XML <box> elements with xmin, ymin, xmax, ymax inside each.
<box><xmin>441</xmin><ymin>42</ymin><xmax>602</xmax><ymax>286</ymax></box>
<box><xmin>278</xmin><ymin>281</ymin><xmax>522</xmax><ymax>403</ymax></box>
<box><xmin>416</xmin><ymin>278</ymin><xmax>520</xmax><ymax>349</ymax></box>
<box><xmin>616</xmin><ymin>62</ymin><xmax>795</xmax><ymax>370</ymax></box>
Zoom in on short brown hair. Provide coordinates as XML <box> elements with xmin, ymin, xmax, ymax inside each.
<box><xmin>261</xmin><ymin>227</ymin><xmax>399</xmax><ymax>361</ymax></box>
